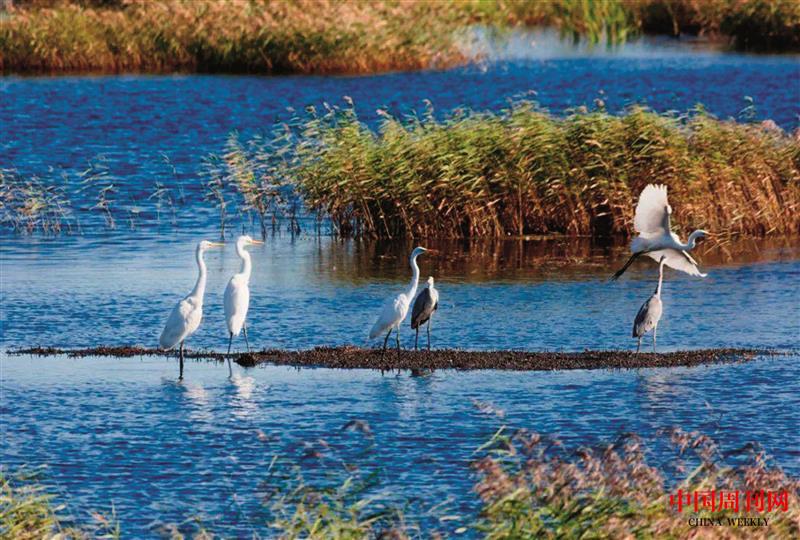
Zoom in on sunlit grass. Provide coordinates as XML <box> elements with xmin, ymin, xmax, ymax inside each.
<box><xmin>1</xmin><ymin>1</ymin><xmax>798</xmax><ymax>75</ymax></box>
<box><xmin>474</xmin><ymin>427</ymin><xmax>800</xmax><ymax>538</ymax></box>
<box><xmin>278</xmin><ymin>101</ymin><xmax>800</xmax><ymax>239</ymax></box>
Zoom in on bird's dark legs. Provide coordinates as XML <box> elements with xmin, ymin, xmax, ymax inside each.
<box><xmin>653</xmin><ymin>326</ymin><xmax>658</xmax><ymax>353</ymax></box>
<box><xmin>396</xmin><ymin>326</ymin><xmax>400</xmax><ymax>351</ymax></box>
<box><xmin>243</xmin><ymin>323</ymin><xmax>250</xmax><ymax>353</ymax></box>
<box><xmin>382</xmin><ymin>329</ymin><xmax>392</xmax><ymax>352</ymax></box>
<box><xmin>427</xmin><ymin>320</ymin><xmax>432</xmax><ymax>351</ymax></box>
<box><xmin>179</xmin><ymin>341</ymin><xmax>185</xmax><ymax>380</ymax></box>
<box><xmin>415</xmin><ymin>328</ymin><xmax>419</xmax><ymax>351</ymax></box>
<box><xmin>611</xmin><ymin>253</ymin><xmax>642</xmax><ymax>281</ymax></box>
<box><xmin>636</xmin><ymin>337</ymin><xmax>641</xmax><ymax>354</ymax></box>
<box><xmin>227</xmin><ymin>332</ymin><xmax>233</xmax><ymax>354</ymax></box>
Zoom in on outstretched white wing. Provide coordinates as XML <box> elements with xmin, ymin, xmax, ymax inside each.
<box><xmin>634</xmin><ymin>184</ymin><xmax>671</xmax><ymax>237</ymax></box>
<box><xmin>647</xmin><ymin>249</ymin><xmax>706</xmax><ymax>277</ymax></box>
<box><xmin>369</xmin><ymin>294</ymin><xmax>406</xmax><ymax>339</ymax></box>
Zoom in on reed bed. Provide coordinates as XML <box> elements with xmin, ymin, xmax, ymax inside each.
<box><xmin>2</xmin><ymin>0</ymin><xmax>798</xmax><ymax>75</ymax></box>
<box><xmin>3</xmin><ymin>428</ymin><xmax>797</xmax><ymax>538</ymax></box>
<box><xmin>283</xmin><ymin>102</ymin><xmax>800</xmax><ymax>239</ymax></box>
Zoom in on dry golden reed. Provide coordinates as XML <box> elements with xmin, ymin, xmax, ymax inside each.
<box><xmin>2</xmin><ymin>0</ymin><xmax>798</xmax><ymax>74</ymax></box>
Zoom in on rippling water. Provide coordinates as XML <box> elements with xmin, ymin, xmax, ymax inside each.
<box><xmin>2</xmin><ymin>39</ymin><xmax>800</xmax><ymax>537</ymax></box>
<box><xmin>2</xmin><ymin>352</ymin><xmax>798</xmax><ymax>537</ymax></box>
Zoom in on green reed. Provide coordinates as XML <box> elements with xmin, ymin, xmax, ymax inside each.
<box><xmin>2</xmin><ymin>1</ymin><xmax>797</xmax><ymax>76</ymax></box>
<box><xmin>279</xmin><ymin>101</ymin><xmax>800</xmax><ymax>239</ymax></box>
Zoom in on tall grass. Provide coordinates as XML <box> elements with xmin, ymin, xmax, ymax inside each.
<box><xmin>281</xmin><ymin>101</ymin><xmax>800</xmax><ymax>239</ymax></box>
<box><xmin>474</xmin><ymin>426</ymin><xmax>800</xmax><ymax>538</ymax></box>
<box><xmin>2</xmin><ymin>1</ymin><xmax>798</xmax><ymax>75</ymax></box>
<box><xmin>0</xmin><ymin>466</ymin><xmax>120</xmax><ymax>539</ymax></box>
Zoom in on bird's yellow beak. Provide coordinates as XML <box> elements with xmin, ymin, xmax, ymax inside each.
<box><xmin>208</xmin><ymin>242</ymin><xmax>225</xmax><ymax>248</ymax></box>
<box><xmin>425</xmin><ymin>249</ymin><xmax>438</xmax><ymax>254</ymax></box>
<box><xmin>248</xmin><ymin>239</ymin><xmax>265</xmax><ymax>245</ymax></box>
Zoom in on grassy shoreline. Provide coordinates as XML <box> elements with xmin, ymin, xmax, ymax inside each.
<box><xmin>276</xmin><ymin>102</ymin><xmax>800</xmax><ymax>239</ymax></box>
<box><xmin>1</xmin><ymin>1</ymin><xmax>799</xmax><ymax>75</ymax></box>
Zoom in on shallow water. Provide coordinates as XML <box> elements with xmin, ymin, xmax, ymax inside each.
<box><xmin>1</xmin><ymin>352</ymin><xmax>798</xmax><ymax>536</ymax></box>
<box><xmin>2</xmin><ymin>43</ymin><xmax>799</xmax><ymax>232</ymax></box>
<box><xmin>2</xmin><ymin>38</ymin><xmax>800</xmax><ymax>536</ymax></box>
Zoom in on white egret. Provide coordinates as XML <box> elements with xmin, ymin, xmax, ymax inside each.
<box><xmin>224</xmin><ymin>235</ymin><xmax>264</xmax><ymax>375</ymax></box>
<box><xmin>411</xmin><ymin>276</ymin><xmax>439</xmax><ymax>351</ymax></box>
<box><xmin>369</xmin><ymin>247</ymin><xmax>430</xmax><ymax>351</ymax></box>
<box><xmin>632</xmin><ymin>256</ymin><xmax>667</xmax><ymax>353</ymax></box>
<box><xmin>159</xmin><ymin>240</ymin><xmax>224</xmax><ymax>379</ymax></box>
<box><xmin>612</xmin><ymin>184</ymin><xmax>709</xmax><ymax>280</ymax></box>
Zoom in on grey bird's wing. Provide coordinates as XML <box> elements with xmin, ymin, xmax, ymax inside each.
<box><xmin>411</xmin><ymin>288</ymin><xmax>435</xmax><ymax>329</ymax></box>
<box><xmin>632</xmin><ymin>295</ymin><xmax>661</xmax><ymax>337</ymax></box>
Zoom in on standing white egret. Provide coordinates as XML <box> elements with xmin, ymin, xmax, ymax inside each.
<box><xmin>159</xmin><ymin>240</ymin><xmax>224</xmax><ymax>379</ymax></box>
<box><xmin>369</xmin><ymin>247</ymin><xmax>430</xmax><ymax>351</ymax></box>
<box><xmin>411</xmin><ymin>276</ymin><xmax>439</xmax><ymax>351</ymax></box>
<box><xmin>632</xmin><ymin>256</ymin><xmax>667</xmax><ymax>353</ymax></box>
<box><xmin>224</xmin><ymin>235</ymin><xmax>264</xmax><ymax>375</ymax></box>
<box><xmin>612</xmin><ymin>184</ymin><xmax>709</xmax><ymax>280</ymax></box>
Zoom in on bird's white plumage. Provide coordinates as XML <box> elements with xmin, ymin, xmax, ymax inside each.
<box><xmin>369</xmin><ymin>294</ymin><xmax>410</xmax><ymax>339</ymax></box>
<box><xmin>224</xmin><ymin>235</ymin><xmax>261</xmax><ymax>338</ymax></box>
<box><xmin>634</xmin><ymin>184</ymin><xmax>671</xmax><ymax>236</ymax></box>
<box><xmin>160</xmin><ymin>297</ymin><xmax>203</xmax><ymax>349</ymax></box>
<box><xmin>159</xmin><ymin>240</ymin><xmax>222</xmax><ymax>350</ymax></box>
<box><xmin>224</xmin><ymin>275</ymin><xmax>250</xmax><ymax>336</ymax></box>
<box><xmin>368</xmin><ymin>247</ymin><xmax>428</xmax><ymax>344</ymax></box>
<box><xmin>623</xmin><ymin>184</ymin><xmax>708</xmax><ymax>277</ymax></box>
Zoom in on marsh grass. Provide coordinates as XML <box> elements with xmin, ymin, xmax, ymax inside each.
<box><xmin>0</xmin><ymin>168</ymin><xmax>75</xmax><ymax>234</ymax></box>
<box><xmin>0</xmin><ymin>466</ymin><xmax>120</xmax><ymax>539</ymax></box>
<box><xmin>2</xmin><ymin>1</ymin><xmax>798</xmax><ymax>75</ymax></box>
<box><xmin>281</xmin><ymin>101</ymin><xmax>800</xmax><ymax>239</ymax></box>
<box><xmin>473</xmin><ymin>427</ymin><xmax>800</xmax><ymax>538</ymax></box>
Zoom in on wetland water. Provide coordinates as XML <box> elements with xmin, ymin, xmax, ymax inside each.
<box><xmin>2</xmin><ymin>39</ymin><xmax>800</xmax><ymax>536</ymax></box>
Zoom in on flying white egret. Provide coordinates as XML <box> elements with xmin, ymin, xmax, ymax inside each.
<box><xmin>612</xmin><ymin>184</ymin><xmax>709</xmax><ymax>280</ymax></box>
<box><xmin>159</xmin><ymin>240</ymin><xmax>224</xmax><ymax>379</ymax></box>
<box><xmin>632</xmin><ymin>256</ymin><xmax>667</xmax><ymax>353</ymax></box>
<box><xmin>224</xmin><ymin>235</ymin><xmax>264</xmax><ymax>375</ymax></box>
<box><xmin>369</xmin><ymin>247</ymin><xmax>431</xmax><ymax>351</ymax></box>
<box><xmin>411</xmin><ymin>276</ymin><xmax>439</xmax><ymax>351</ymax></box>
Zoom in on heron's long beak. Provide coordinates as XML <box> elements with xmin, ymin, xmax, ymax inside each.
<box><xmin>208</xmin><ymin>242</ymin><xmax>225</xmax><ymax>247</ymax></box>
<box><xmin>249</xmin><ymin>239</ymin><xmax>265</xmax><ymax>245</ymax></box>
<box><xmin>425</xmin><ymin>249</ymin><xmax>438</xmax><ymax>254</ymax></box>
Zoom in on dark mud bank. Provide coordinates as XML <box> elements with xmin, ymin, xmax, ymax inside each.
<box><xmin>8</xmin><ymin>346</ymin><xmax>774</xmax><ymax>371</ymax></box>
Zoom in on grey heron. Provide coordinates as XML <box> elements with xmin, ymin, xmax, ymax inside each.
<box><xmin>369</xmin><ymin>247</ymin><xmax>430</xmax><ymax>351</ymax></box>
<box><xmin>612</xmin><ymin>184</ymin><xmax>709</xmax><ymax>280</ymax></box>
<box><xmin>159</xmin><ymin>240</ymin><xmax>224</xmax><ymax>379</ymax></box>
<box><xmin>632</xmin><ymin>256</ymin><xmax>667</xmax><ymax>353</ymax></box>
<box><xmin>411</xmin><ymin>276</ymin><xmax>439</xmax><ymax>350</ymax></box>
<box><xmin>224</xmin><ymin>235</ymin><xmax>264</xmax><ymax>376</ymax></box>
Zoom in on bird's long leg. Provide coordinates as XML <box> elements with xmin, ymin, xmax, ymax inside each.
<box><xmin>396</xmin><ymin>325</ymin><xmax>401</xmax><ymax>352</ymax></box>
<box><xmin>611</xmin><ymin>253</ymin><xmax>643</xmax><ymax>281</ymax></box>
<box><xmin>653</xmin><ymin>325</ymin><xmax>657</xmax><ymax>353</ymax></box>
<box><xmin>383</xmin><ymin>329</ymin><xmax>392</xmax><ymax>352</ymax></box>
<box><xmin>227</xmin><ymin>332</ymin><xmax>233</xmax><ymax>354</ymax></box>
<box><xmin>179</xmin><ymin>341</ymin><xmax>185</xmax><ymax>380</ymax></box>
<box><xmin>636</xmin><ymin>337</ymin><xmax>641</xmax><ymax>354</ymax></box>
<box><xmin>243</xmin><ymin>323</ymin><xmax>250</xmax><ymax>353</ymax></box>
<box><xmin>415</xmin><ymin>327</ymin><xmax>419</xmax><ymax>351</ymax></box>
<box><xmin>427</xmin><ymin>319</ymin><xmax>432</xmax><ymax>351</ymax></box>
